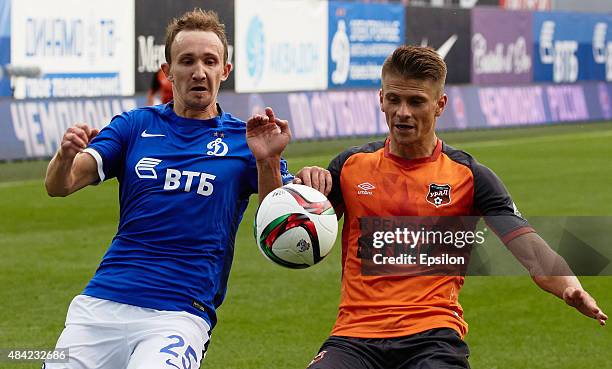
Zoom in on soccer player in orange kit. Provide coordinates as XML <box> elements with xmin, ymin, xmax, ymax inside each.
<box><xmin>294</xmin><ymin>45</ymin><xmax>607</xmax><ymax>369</ymax></box>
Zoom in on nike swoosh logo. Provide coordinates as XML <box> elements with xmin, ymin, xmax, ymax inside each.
<box><xmin>420</xmin><ymin>34</ymin><xmax>458</xmax><ymax>60</ymax></box>
<box><xmin>141</xmin><ymin>130</ymin><xmax>165</xmax><ymax>138</ymax></box>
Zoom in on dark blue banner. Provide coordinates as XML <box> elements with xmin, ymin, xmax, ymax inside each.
<box><xmin>221</xmin><ymin>83</ymin><xmax>611</xmax><ymax>138</ymax></box>
<box><xmin>584</xmin><ymin>14</ymin><xmax>612</xmax><ymax>82</ymax></box>
<box><xmin>0</xmin><ymin>97</ymin><xmax>144</xmax><ymax>160</ymax></box>
<box><xmin>533</xmin><ymin>11</ymin><xmax>593</xmax><ymax>83</ymax></box>
<box><xmin>1</xmin><ymin>83</ymin><xmax>611</xmax><ymax>160</ymax></box>
<box><xmin>328</xmin><ymin>1</ymin><xmax>404</xmax><ymax>89</ymax></box>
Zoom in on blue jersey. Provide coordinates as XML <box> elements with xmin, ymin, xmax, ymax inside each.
<box><xmin>82</xmin><ymin>103</ymin><xmax>292</xmax><ymax>329</ymax></box>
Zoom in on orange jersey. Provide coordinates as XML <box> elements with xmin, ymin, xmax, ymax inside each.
<box><xmin>326</xmin><ymin>139</ymin><xmax>533</xmax><ymax>339</ymax></box>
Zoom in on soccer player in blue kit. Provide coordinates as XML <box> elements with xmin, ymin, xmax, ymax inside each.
<box><xmin>43</xmin><ymin>9</ymin><xmax>292</xmax><ymax>369</ymax></box>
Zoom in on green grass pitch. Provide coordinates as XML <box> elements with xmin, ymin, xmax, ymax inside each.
<box><xmin>1</xmin><ymin>122</ymin><xmax>611</xmax><ymax>369</ymax></box>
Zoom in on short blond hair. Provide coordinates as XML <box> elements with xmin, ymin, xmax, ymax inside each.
<box><xmin>164</xmin><ymin>8</ymin><xmax>228</xmax><ymax>64</ymax></box>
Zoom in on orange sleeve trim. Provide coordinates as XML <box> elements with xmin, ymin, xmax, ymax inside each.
<box><xmin>501</xmin><ymin>226</ymin><xmax>536</xmax><ymax>244</ymax></box>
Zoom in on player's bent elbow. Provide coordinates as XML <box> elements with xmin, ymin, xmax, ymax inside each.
<box><xmin>44</xmin><ymin>179</ymin><xmax>71</xmax><ymax>197</ymax></box>
<box><xmin>46</xmin><ymin>187</ymin><xmax>70</xmax><ymax>197</ymax></box>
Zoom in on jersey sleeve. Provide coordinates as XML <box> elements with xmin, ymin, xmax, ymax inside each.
<box><xmin>245</xmin><ymin>156</ymin><xmax>294</xmax><ymax>194</ymax></box>
<box><xmin>326</xmin><ymin>141</ymin><xmax>385</xmax><ymax>215</ymax></box>
<box><xmin>327</xmin><ymin>152</ymin><xmax>345</xmax><ymax>212</ymax></box>
<box><xmin>280</xmin><ymin>158</ymin><xmax>294</xmax><ymax>185</ymax></box>
<box><xmin>472</xmin><ymin>162</ymin><xmax>534</xmax><ymax>244</ymax></box>
<box><xmin>83</xmin><ymin>113</ymin><xmax>132</xmax><ymax>182</ymax></box>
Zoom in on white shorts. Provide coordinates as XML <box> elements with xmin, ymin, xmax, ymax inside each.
<box><xmin>44</xmin><ymin>295</ymin><xmax>211</xmax><ymax>369</ymax></box>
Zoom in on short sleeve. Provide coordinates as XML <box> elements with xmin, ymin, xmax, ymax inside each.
<box><xmin>327</xmin><ymin>153</ymin><xmax>345</xmax><ymax>210</ymax></box>
<box><xmin>324</xmin><ymin>141</ymin><xmax>385</xmax><ymax>213</ymax></box>
<box><xmin>472</xmin><ymin>162</ymin><xmax>534</xmax><ymax>244</ymax></box>
<box><xmin>279</xmin><ymin>158</ymin><xmax>294</xmax><ymax>185</ymax></box>
<box><xmin>84</xmin><ymin>113</ymin><xmax>131</xmax><ymax>182</ymax></box>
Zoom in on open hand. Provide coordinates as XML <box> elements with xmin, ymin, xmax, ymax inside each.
<box><xmin>563</xmin><ymin>287</ymin><xmax>608</xmax><ymax>326</ymax></box>
<box><xmin>246</xmin><ymin>107</ymin><xmax>291</xmax><ymax>161</ymax></box>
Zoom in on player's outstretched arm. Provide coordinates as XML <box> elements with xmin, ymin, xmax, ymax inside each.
<box><xmin>45</xmin><ymin>123</ymin><xmax>100</xmax><ymax>197</ymax></box>
<box><xmin>247</xmin><ymin>107</ymin><xmax>291</xmax><ymax>203</ymax></box>
<box><xmin>506</xmin><ymin>232</ymin><xmax>608</xmax><ymax>326</ymax></box>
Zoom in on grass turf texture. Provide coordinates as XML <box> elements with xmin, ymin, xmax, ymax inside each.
<box><xmin>1</xmin><ymin>122</ymin><xmax>611</xmax><ymax>369</ymax></box>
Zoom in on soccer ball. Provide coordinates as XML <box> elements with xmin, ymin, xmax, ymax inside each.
<box><xmin>254</xmin><ymin>184</ymin><xmax>338</xmax><ymax>269</ymax></box>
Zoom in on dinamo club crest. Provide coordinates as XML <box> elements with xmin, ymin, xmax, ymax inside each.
<box><xmin>426</xmin><ymin>183</ymin><xmax>452</xmax><ymax>208</ymax></box>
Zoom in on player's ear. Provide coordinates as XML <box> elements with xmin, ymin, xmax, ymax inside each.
<box><xmin>221</xmin><ymin>63</ymin><xmax>232</xmax><ymax>82</ymax></box>
<box><xmin>435</xmin><ymin>93</ymin><xmax>447</xmax><ymax>117</ymax></box>
<box><xmin>161</xmin><ymin>63</ymin><xmax>172</xmax><ymax>82</ymax></box>
<box><xmin>379</xmin><ymin>89</ymin><xmax>384</xmax><ymax>112</ymax></box>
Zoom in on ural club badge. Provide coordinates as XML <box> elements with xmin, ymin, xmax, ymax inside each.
<box><xmin>426</xmin><ymin>183</ymin><xmax>452</xmax><ymax>208</ymax></box>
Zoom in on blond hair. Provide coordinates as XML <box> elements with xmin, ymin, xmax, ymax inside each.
<box><xmin>164</xmin><ymin>8</ymin><xmax>228</xmax><ymax>64</ymax></box>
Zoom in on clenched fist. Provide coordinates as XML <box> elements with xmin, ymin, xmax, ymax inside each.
<box><xmin>58</xmin><ymin>123</ymin><xmax>100</xmax><ymax>160</ymax></box>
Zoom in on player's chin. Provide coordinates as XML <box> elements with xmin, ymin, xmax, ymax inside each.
<box><xmin>187</xmin><ymin>90</ymin><xmax>211</xmax><ymax>100</ymax></box>
<box><xmin>185</xmin><ymin>96</ymin><xmax>213</xmax><ymax>110</ymax></box>
<box><xmin>391</xmin><ymin>128</ymin><xmax>419</xmax><ymax>142</ymax></box>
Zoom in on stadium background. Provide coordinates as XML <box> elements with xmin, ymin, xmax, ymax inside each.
<box><xmin>0</xmin><ymin>0</ymin><xmax>611</xmax><ymax>368</ymax></box>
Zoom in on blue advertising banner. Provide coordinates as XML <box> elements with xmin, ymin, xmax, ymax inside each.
<box><xmin>533</xmin><ymin>11</ymin><xmax>592</xmax><ymax>83</ymax></box>
<box><xmin>1</xmin><ymin>83</ymin><xmax>610</xmax><ymax>160</ymax></box>
<box><xmin>221</xmin><ymin>83</ymin><xmax>611</xmax><ymax>139</ymax></box>
<box><xmin>328</xmin><ymin>1</ymin><xmax>404</xmax><ymax>89</ymax></box>
<box><xmin>218</xmin><ymin>90</ymin><xmax>389</xmax><ymax>140</ymax></box>
<box><xmin>0</xmin><ymin>0</ymin><xmax>10</xmax><ymax>97</ymax></box>
<box><xmin>585</xmin><ymin>14</ymin><xmax>612</xmax><ymax>82</ymax></box>
<box><xmin>0</xmin><ymin>97</ymin><xmax>143</xmax><ymax>160</ymax></box>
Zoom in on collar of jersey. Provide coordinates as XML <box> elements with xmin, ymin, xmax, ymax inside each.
<box><xmin>162</xmin><ymin>102</ymin><xmax>226</xmax><ymax>128</ymax></box>
<box><xmin>383</xmin><ymin>138</ymin><xmax>442</xmax><ymax>168</ymax></box>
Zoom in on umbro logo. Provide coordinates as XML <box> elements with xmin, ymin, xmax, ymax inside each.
<box><xmin>357</xmin><ymin>182</ymin><xmax>375</xmax><ymax>195</ymax></box>
<box><xmin>141</xmin><ymin>130</ymin><xmax>165</xmax><ymax>138</ymax></box>
<box><xmin>135</xmin><ymin>157</ymin><xmax>162</xmax><ymax>179</ymax></box>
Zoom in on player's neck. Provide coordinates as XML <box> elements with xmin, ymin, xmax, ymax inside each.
<box><xmin>389</xmin><ymin>135</ymin><xmax>438</xmax><ymax>160</ymax></box>
<box><xmin>173</xmin><ymin>101</ymin><xmax>219</xmax><ymax>120</ymax></box>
